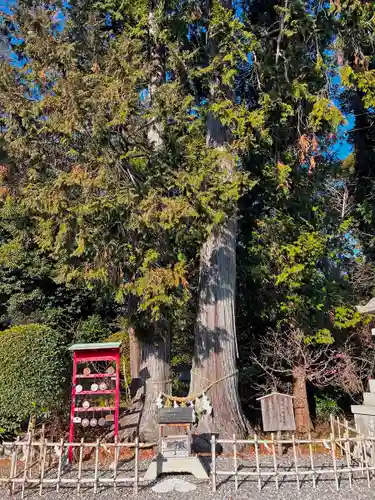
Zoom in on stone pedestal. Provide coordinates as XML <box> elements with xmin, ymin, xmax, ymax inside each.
<box><xmin>351</xmin><ymin>379</ymin><xmax>375</xmax><ymax>437</ymax></box>
<box><xmin>144</xmin><ymin>455</ymin><xmax>209</xmax><ymax>481</ymax></box>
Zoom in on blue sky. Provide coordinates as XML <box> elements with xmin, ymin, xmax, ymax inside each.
<box><xmin>331</xmin><ymin>71</ymin><xmax>354</xmax><ymax>161</ymax></box>
<box><xmin>332</xmin><ymin>113</ymin><xmax>354</xmax><ymax>160</ymax></box>
<box><xmin>0</xmin><ymin>0</ymin><xmax>14</xmax><ymax>15</ymax></box>
<box><xmin>0</xmin><ymin>0</ymin><xmax>355</xmax><ymax>162</ymax></box>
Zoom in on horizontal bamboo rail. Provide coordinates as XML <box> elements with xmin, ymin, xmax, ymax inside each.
<box><xmin>1</xmin><ymin>415</ymin><xmax>374</xmax><ymax>496</ymax></box>
<box><xmin>211</xmin><ymin>428</ymin><xmax>375</xmax><ymax>493</ymax></box>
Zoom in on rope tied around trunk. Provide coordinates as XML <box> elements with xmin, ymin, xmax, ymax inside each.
<box><xmin>159</xmin><ymin>369</ymin><xmax>238</xmax><ymax>402</ymax></box>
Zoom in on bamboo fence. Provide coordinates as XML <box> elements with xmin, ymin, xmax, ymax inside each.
<box><xmin>0</xmin><ymin>416</ymin><xmax>374</xmax><ymax>496</ymax></box>
<box><xmin>211</xmin><ymin>428</ymin><xmax>375</xmax><ymax>493</ymax></box>
<box><xmin>0</xmin><ymin>429</ymin><xmax>145</xmax><ymax>498</ymax></box>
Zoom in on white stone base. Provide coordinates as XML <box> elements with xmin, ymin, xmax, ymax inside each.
<box><xmin>144</xmin><ymin>455</ymin><xmax>209</xmax><ymax>481</ymax></box>
<box><xmin>369</xmin><ymin>379</ymin><xmax>375</xmax><ymax>393</ymax></box>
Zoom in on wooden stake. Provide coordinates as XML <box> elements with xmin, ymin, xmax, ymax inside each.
<box><xmin>330</xmin><ymin>433</ymin><xmax>339</xmax><ymax>491</ymax></box>
<box><xmin>292</xmin><ymin>435</ymin><xmax>300</xmax><ymax>491</ymax></box>
<box><xmin>271</xmin><ymin>433</ymin><xmax>279</xmax><ymax>490</ymax></box>
<box><xmin>336</xmin><ymin>417</ymin><xmax>342</xmax><ymax>457</ymax></box>
<box><xmin>344</xmin><ymin>429</ymin><xmax>352</xmax><ymax>489</ymax></box>
<box><xmin>27</xmin><ymin>418</ymin><xmax>36</xmax><ymax>481</ymax></box>
<box><xmin>233</xmin><ymin>434</ymin><xmax>238</xmax><ymax>491</ymax></box>
<box><xmin>254</xmin><ymin>434</ymin><xmax>261</xmax><ymax>491</ymax></box>
<box><xmin>113</xmin><ymin>437</ymin><xmax>119</xmax><ymax>491</ymax></box>
<box><xmin>330</xmin><ymin>414</ymin><xmax>335</xmax><ymax>439</ymax></box>
<box><xmin>21</xmin><ymin>432</ymin><xmax>32</xmax><ymax>499</ymax></box>
<box><xmin>277</xmin><ymin>430</ymin><xmax>282</xmax><ymax>457</ymax></box>
<box><xmin>9</xmin><ymin>437</ymin><xmax>18</xmax><ymax>497</ymax></box>
<box><xmin>56</xmin><ymin>438</ymin><xmax>64</xmax><ymax>493</ymax></box>
<box><xmin>39</xmin><ymin>429</ymin><xmax>47</xmax><ymax>496</ymax></box>
<box><xmin>308</xmin><ymin>431</ymin><xmax>316</xmax><ymax>489</ymax></box>
<box><xmin>211</xmin><ymin>434</ymin><xmax>216</xmax><ymax>493</ymax></box>
<box><xmin>76</xmin><ymin>438</ymin><xmax>84</xmax><ymax>495</ymax></box>
<box><xmin>134</xmin><ymin>436</ymin><xmax>139</xmax><ymax>495</ymax></box>
<box><xmin>94</xmin><ymin>439</ymin><xmax>100</xmax><ymax>494</ymax></box>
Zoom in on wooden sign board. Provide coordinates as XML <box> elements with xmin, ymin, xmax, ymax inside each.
<box><xmin>161</xmin><ymin>435</ymin><xmax>190</xmax><ymax>458</ymax></box>
<box><xmin>257</xmin><ymin>392</ymin><xmax>296</xmax><ymax>432</ymax></box>
<box><xmin>158</xmin><ymin>407</ymin><xmax>193</xmax><ymax>424</ymax></box>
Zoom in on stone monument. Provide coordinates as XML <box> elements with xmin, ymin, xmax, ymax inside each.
<box><xmin>144</xmin><ymin>407</ymin><xmax>208</xmax><ymax>480</ymax></box>
<box><xmin>351</xmin><ymin>379</ymin><xmax>375</xmax><ymax>437</ymax></box>
<box><xmin>352</xmin><ymin>298</ymin><xmax>375</xmax><ymax>436</ymax></box>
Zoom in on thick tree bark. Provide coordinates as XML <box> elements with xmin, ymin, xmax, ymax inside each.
<box><xmin>129</xmin><ymin>327</ymin><xmax>140</xmax><ymax>380</ymax></box>
<box><xmin>292</xmin><ymin>367</ymin><xmax>312</xmax><ymax>433</ymax></box>
<box><xmin>190</xmin><ymin>218</ymin><xmax>248</xmax><ymax>440</ymax></box>
<box><xmin>138</xmin><ymin>335</ymin><xmax>171</xmax><ymax>441</ymax></box>
<box><xmin>129</xmin><ymin>327</ymin><xmax>142</xmax><ymax>398</ymax></box>
<box><xmin>117</xmin><ymin>332</ymin><xmax>169</xmax><ymax>442</ymax></box>
<box><xmin>135</xmin><ymin>0</ymin><xmax>170</xmax><ymax>442</ymax></box>
<box><xmin>190</xmin><ymin>0</ymin><xmax>248</xmax><ymax>438</ymax></box>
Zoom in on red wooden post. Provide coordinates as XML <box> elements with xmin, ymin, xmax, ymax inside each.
<box><xmin>68</xmin><ymin>343</ymin><xmax>121</xmax><ymax>462</ymax></box>
<box><xmin>68</xmin><ymin>351</ymin><xmax>78</xmax><ymax>462</ymax></box>
<box><xmin>114</xmin><ymin>349</ymin><xmax>120</xmax><ymax>440</ymax></box>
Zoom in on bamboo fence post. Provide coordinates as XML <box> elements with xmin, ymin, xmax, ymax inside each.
<box><xmin>76</xmin><ymin>438</ymin><xmax>84</xmax><ymax>495</ymax></box>
<box><xmin>271</xmin><ymin>433</ymin><xmax>279</xmax><ymax>490</ymax></box>
<box><xmin>336</xmin><ymin>417</ymin><xmax>342</xmax><ymax>457</ymax></box>
<box><xmin>39</xmin><ymin>428</ymin><xmax>47</xmax><ymax>496</ymax></box>
<box><xmin>308</xmin><ymin>431</ymin><xmax>316</xmax><ymax>489</ymax></box>
<box><xmin>47</xmin><ymin>427</ymin><xmax>54</xmax><ymax>470</ymax></box>
<box><xmin>28</xmin><ymin>441</ymin><xmax>33</xmax><ymax>480</ymax></box>
<box><xmin>94</xmin><ymin>439</ymin><xmax>100</xmax><ymax>494</ymax></box>
<box><xmin>134</xmin><ymin>436</ymin><xmax>139</xmax><ymax>495</ymax></box>
<box><xmin>27</xmin><ymin>419</ymin><xmax>35</xmax><ymax>481</ymax></box>
<box><xmin>362</xmin><ymin>436</ymin><xmax>371</xmax><ymax>488</ymax></box>
<box><xmin>233</xmin><ymin>434</ymin><xmax>238</xmax><ymax>491</ymax></box>
<box><xmin>38</xmin><ymin>425</ymin><xmax>44</xmax><ymax>476</ymax></box>
<box><xmin>277</xmin><ymin>430</ymin><xmax>282</xmax><ymax>457</ymax></box>
<box><xmin>330</xmin><ymin>433</ymin><xmax>339</xmax><ymax>491</ymax></box>
<box><xmin>113</xmin><ymin>437</ymin><xmax>119</xmax><ymax>491</ymax></box>
<box><xmin>9</xmin><ymin>437</ymin><xmax>18</xmax><ymax>497</ymax></box>
<box><xmin>21</xmin><ymin>431</ymin><xmax>32</xmax><ymax>499</ymax></box>
<box><xmin>56</xmin><ymin>438</ymin><xmax>64</xmax><ymax>493</ymax></box>
<box><xmin>371</xmin><ymin>436</ymin><xmax>375</xmax><ymax>471</ymax></box>
<box><xmin>211</xmin><ymin>434</ymin><xmax>216</xmax><ymax>493</ymax></box>
<box><xmin>292</xmin><ymin>435</ymin><xmax>300</xmax><ymax>491</ymax></box>
<box><xmin>330</xmin><ymin>414</ymin><xmax>335</xmax><ymax>439</ymax></box>
<box><xmin>344</xmin><ymin>429</ymin><xmax>352</xmax><ymax>489</ymax></box>
<box><xmin>254</xmin><ymin>434</ymin><xmax>261</xmax><ymax>491</ymax></box>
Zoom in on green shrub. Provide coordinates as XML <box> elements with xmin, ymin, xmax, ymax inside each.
<box><xmin>0</xmin><ymin>324</ymin><xmax>67</xmax><ymax>434</ymax></box>
<box><xmin>74</xmin><ymin>314</ymin><xmax>110</xmax><ymax>344</ymax></box>
<box><xmin>105</xmin><ymin>330</ymin><xmax>130</xmax><ymax>383</ymax></box>
<box><xmin>315</xmin><ymin>395</ymin><xmax>341</xmax><ymax>422</ymax></box>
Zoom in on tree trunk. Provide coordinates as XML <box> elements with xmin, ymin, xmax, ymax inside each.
<box><xmin>129</xmin><ymin>327</ymin><xmax>141</xmax><ymax>397</ymax></box>
<box><xmin>189</xmin><ymin>0</ymin><xmax>247</xmax><ymax>439</ymax></box>
<box><xmin>190</xmin><ymin>218</ymin><xmax>248</xmax><ymax>440</ymax></box>
<box><xmin>135</xmin><ymin>0</ymin><xmax>169</xmax><ymax>442</ymax></box>
<box><xmin>138</xmin><ymin>335</ymin><xmax>171</xmax><ymax>441</ymax></box>
<box><xmin>292</xmin><ymin>367</ymin><xmax>312</xmax><ymax>433</ymax></box>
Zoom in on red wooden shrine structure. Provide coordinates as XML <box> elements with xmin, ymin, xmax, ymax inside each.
<box><xmin>68</xmin><ymin>342</ymin><xmax>121</xmax><ymax>461</ymax></box>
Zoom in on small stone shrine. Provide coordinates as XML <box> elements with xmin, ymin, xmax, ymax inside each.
<box><xmin>351</xmin><ymin>379</ymin><xmax>375</xmax><ymax>437</ymax></box>
<box><xmin>144</xmin><ymin>406</ymin><xmax>208</xmax><ymax>480</ymax></box>
<box><xmin>353</xmin><ymin>298</ymin><xmax>375</xmax><ymax>437</ymax></box>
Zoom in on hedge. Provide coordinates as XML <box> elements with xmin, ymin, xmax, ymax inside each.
<box><xmin>0</xmin><ymin>323</ymin><xmax>67</xmax><ymax>434</ymax></box>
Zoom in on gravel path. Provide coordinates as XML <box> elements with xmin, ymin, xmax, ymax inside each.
<box><xmin>2</xmin><ymin>455</ymin><xmax>374</xmax><ymax>500</ymax></box>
